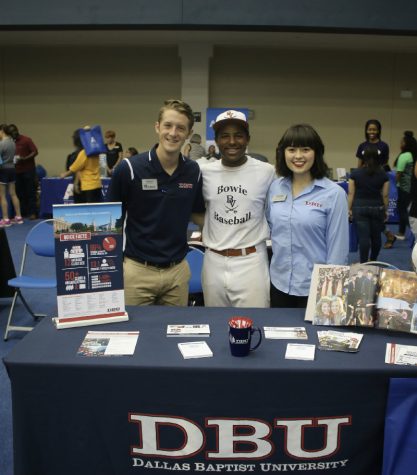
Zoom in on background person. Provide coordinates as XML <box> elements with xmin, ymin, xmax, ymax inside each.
<box><xmin>188</xmin><ymin>133</ymin><xmax>206</xmax><ymax>161</ymax></box>
<box><xmin>182</xmin><ymin>143</ymin><xmax>192</xmax><ymax>158</ymax></box>
<box><xmin>393</xmin><ymin>130</ymin><xmax>417</xmax><ymax>240</ymax></box>
<box><xmin>104</xmin><ymin>130</ymin><xmax>123</xmax><ymax>176</ymax></box>
<box><xmin>124</xmin><ymin>147</ymin><xmax>138</xmax><ymax>158</ymax></box>
<box><xmin>355</xmin><ymin>119</ymin><xmax>395</xmax><ymax>249</ymax></box>
<box><xmin>206</xmin><ymin>144</ymin><xmax>220</xmax><ymax>160</ymax></box>
<box><xmin>356</xmin><ymin>119</ymin><xmax>390</xmax><ymax>170</ymax></box>
<box><xmin>60</xmin><ymin>128</ymin><xmax>102</xmax><ymax>203</ymax></box>
<box><xmin>107</xmin><ymin>99</ymin><xmax>205</xmax><ymax>306</ymax></box>
<box><xmin>348</xmin><ymin>144</ymin><xmax>389</xmax><ymax>263</ymax></box>
<box><xmin>408</xmin><ymin>142</ymin><xmax>417</xmax><ymax>242</ymax></box>
<box><xmin>8</xmin><ymin>124</ymin><xmax>39</xmax><ymax>220</ymax></box>
<box><xmin>267</xmin><ymin>124</ymin><xmax>349</xmax><ymax>308</ymax></box>
<box><xmin>65</xmin><ymin>130</ymin><xmax>84</xmax><ymax>203</ymax></box>
<box><xmin>0</xmin><ymin>124</ymin><xmax>23</xmax><ymax>226</ymax></box>
<box><xmin>196</xmin><ymin>144</ymin><xmax>219</xmax><ymax>165</ymax></box>
<box><xmin>65</xmin><ymin>130</ymin><xmax>83</xmax><ymax>171</ymax></box>
<box><xmin>197</xmin><ymin>110</ymin><xmax>275</xmax><ymax>307</ymax></box>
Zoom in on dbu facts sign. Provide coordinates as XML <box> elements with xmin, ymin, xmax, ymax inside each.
<box><xmin>128</xmin><ymin>413</ymin><xmax>351</xmax><ymax>472</ymax></box>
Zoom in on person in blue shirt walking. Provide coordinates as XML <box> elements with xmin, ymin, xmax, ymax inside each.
<box><xmin>266</xmin><ymin>124</ymin><xmax>349</xmax><ymax>308</ymax></box>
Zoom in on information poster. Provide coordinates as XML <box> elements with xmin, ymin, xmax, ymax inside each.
<box><xmin>53</xmin><ymin>202</ymin><xmax>125</xmax><ymax>321</ymax></box>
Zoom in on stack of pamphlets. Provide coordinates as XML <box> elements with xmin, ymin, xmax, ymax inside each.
<box><xmin>77</xmin><ymin>331</ymin><xmax>139</xmax><ymax>356</ymax></box>
<box><xmin>285</xmin><ymin>343</ymin><xmax>315</xmax><ymax>361</ymax></box>
<box><xmin>264</xmin><ymin>327</ymin><xmax>307</xmax><ymax>339</ymax></box>
<box><xmin>178</xmin><ymin>341</ymin><xmax>213</xmax><ymax>359</ymax></box>
<box><xmin>386</xmin><ymin>343</ymin><xmax>417</xmax><ymax>365</ymax></box>
<box><xmin>167</xmin><ymin>324</ymin><xmax>210</xmax><ymax>337</ymax></box>
<box><xmin>317</xmin><ymin>330</ymin><xmax>363</xmax><ymax>352</ymax></box>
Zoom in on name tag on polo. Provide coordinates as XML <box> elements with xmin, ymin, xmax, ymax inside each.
<box><xmin>142</xmin><ymin>179</ymin><xmax>158</xmax><ymax>190</ymax></box>
<box><xmin>272</xmin><ymin>194</ymin><xmax>287</xmax><ymax>202</ymax></box>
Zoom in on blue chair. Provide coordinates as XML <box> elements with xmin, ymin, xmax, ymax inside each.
<box><xmin>36</xmin><ymin>164</ymin><xmax>47</xmax><ymax>180</ymax></box>
<box><xmin>186</xmin><ymin>247</ymin><xmax>204</xmax><ymax>306</ymax></box>
<box><xmin>4</xmin><ymin>219</ymin><xmax>57</xmax><ymax>340</ymax></box>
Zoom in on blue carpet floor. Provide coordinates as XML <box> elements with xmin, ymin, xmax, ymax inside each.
<box><xmin>0</xmin><ymin>220</ymin><xmax>414</xmax><ymax>475</ymax></box>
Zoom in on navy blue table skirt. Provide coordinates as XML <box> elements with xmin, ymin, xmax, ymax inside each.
<box><xmin>4</xmin><ymin>306</ymin><xmax>417</xmax><ymax>475</ymax></box>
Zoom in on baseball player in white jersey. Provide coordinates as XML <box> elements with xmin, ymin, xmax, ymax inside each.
<box><xmin>197</xmin><ymin>110</ymin><xmax>276</xmax><ymax>307</ymax></box>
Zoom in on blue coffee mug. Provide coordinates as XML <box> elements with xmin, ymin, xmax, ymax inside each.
<box><xmin>228</xmin><ymin>316</ymin><xmax>262</xmax><ymax>357</ymax></box>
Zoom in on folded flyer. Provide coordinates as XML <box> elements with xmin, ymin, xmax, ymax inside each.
<box><xmin>167</xmin><ymin>324</ymin><xmax>210</xmax><ymax>337</ymax></box>
<box><xmin>264</xmin><ymin>326</ymin><xmax>307</xmax><ymax>340</ymax></box>
<box><xmin>386</xmin><ymin>343</ymin><xmax>417</xmax><ymax>365</ymax></box>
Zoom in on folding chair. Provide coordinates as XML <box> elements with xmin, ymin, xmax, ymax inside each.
<box><xmin>186</xmin><ymin>247</ymin><xmax>204</xmax><ymax>306</ymax></box>
<box><xmin>4</xmin><ymin>219</ymin><xmax>57</xmax><ymax>340</ymax></box>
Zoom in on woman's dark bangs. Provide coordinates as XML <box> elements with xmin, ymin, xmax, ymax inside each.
<box><xmin>282</xmin><ymin>126</ymin><xmax>317</xmax><ymax>149</ymax></box>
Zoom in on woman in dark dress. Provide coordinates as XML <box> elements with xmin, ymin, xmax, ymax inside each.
<box><xmin>348</xmin><ymin>144</ymin><xmax>389</xmax><ymax>263</ymax></box>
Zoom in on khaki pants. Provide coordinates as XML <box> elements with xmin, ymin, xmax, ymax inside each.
<box><xmin>123</xmin><ymin>257</ymin><xmax>191</xmax><ymax>306</ymax></box>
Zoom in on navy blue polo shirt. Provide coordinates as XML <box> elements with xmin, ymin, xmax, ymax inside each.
<box><xmin>107</xmin><ymin>146</ymin><xmax>205</xmax><ymax>264</ymax></box>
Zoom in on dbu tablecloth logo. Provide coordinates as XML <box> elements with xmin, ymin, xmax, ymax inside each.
<box><xmin>128</xmin><ymin>413</ymin><xmax>351</xmax><ymax>466</ymax></box>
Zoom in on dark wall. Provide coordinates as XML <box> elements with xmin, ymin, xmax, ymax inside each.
<box><xmin>1</xmin><ymin>0</ymin><xmax>417</xmax><ymax>33</ymax></box>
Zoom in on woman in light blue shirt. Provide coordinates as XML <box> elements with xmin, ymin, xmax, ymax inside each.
<box><xmin>266</xmin><ymin>124</ymin><xmax>349</xmax><ymax>308</ymax></box>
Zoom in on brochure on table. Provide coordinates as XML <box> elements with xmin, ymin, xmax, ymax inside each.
<box><xmin>386</xmin><ymin>342</ymin><xmax>417</xmax><ymax>365</ymax></box>
<box><xmin>78</xmin><ymin>331</ymin><xmax>139</xmax><ymax>356</ymax></box>
<box><xmin>305</xmin><ymin>263</ymin><xmax>417</xmax><ymax>335</ymax></box>
<box><xmin>264</xmin><ymin>327</ymin><xmax>307</xmax><ymax>339</ymax></box>
<box><xmin>52</xmin><ymin>202</ymin><xmax>128</xmax><ymax>328</ymax></box>
<box><xmin>167</xmin><ymin>324</ymin><xmax>210</xmax><ymax>337</ymax></box>
<box><xmin>317</xmin><ymin>330</ymin><xmax>364</xmax><ymax>352</ymax></box>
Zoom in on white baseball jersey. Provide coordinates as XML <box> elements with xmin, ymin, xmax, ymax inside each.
<box><xmin>200</xmin><ymin>156</ymin><xmax>276</xmax><ymax>250</ymax></box>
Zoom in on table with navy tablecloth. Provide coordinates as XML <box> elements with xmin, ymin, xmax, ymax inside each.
<box><xmin>39</xmin><ymin>177</ymin><xmax>111</xmax><ymax>217</ymax></box>
<box><xmin>4</xmin><ymin>305</ymin><xmax>417</xmax><ymax>475</ymax></box>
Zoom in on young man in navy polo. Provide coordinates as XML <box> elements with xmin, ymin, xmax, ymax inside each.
<box><xmin>107</xmin><ymin>99</ymin><xmax>204</xmax><ymax>306</ymax></box>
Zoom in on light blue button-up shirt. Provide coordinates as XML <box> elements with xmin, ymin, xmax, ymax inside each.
<box><xmin>266</xmin><ymin>176</ymin><xmax>349</xmax><ymax>296</ymax></box>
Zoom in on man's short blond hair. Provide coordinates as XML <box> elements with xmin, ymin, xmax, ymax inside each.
<box><xmin>158</xmin><ymin>99</ymin><xmax>195</xmax><ymax>130</ymax></box>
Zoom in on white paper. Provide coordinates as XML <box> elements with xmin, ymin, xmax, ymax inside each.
<box><xmin>385</xmin><ymin>343</ymin><xmax>417</xmax><ymax>365</ymax></box>
<box><xmin>264</xmin><ymin>326</ymin><xmax>307</xmax><ymax>340</ymax></box>
<box><xmin>285</xmin><ymin>343</ymin><xmax>315</xmax><ymax>361</ymax></box>
<box><xmin>167</xmin><ymin>324</ymin><xmax>210</xmax><ymax>337</ymax></box>
<box><xmin>178</xmin><ymin>341</ymin><xmax>213</xmax><ymax>359</ymax></box>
